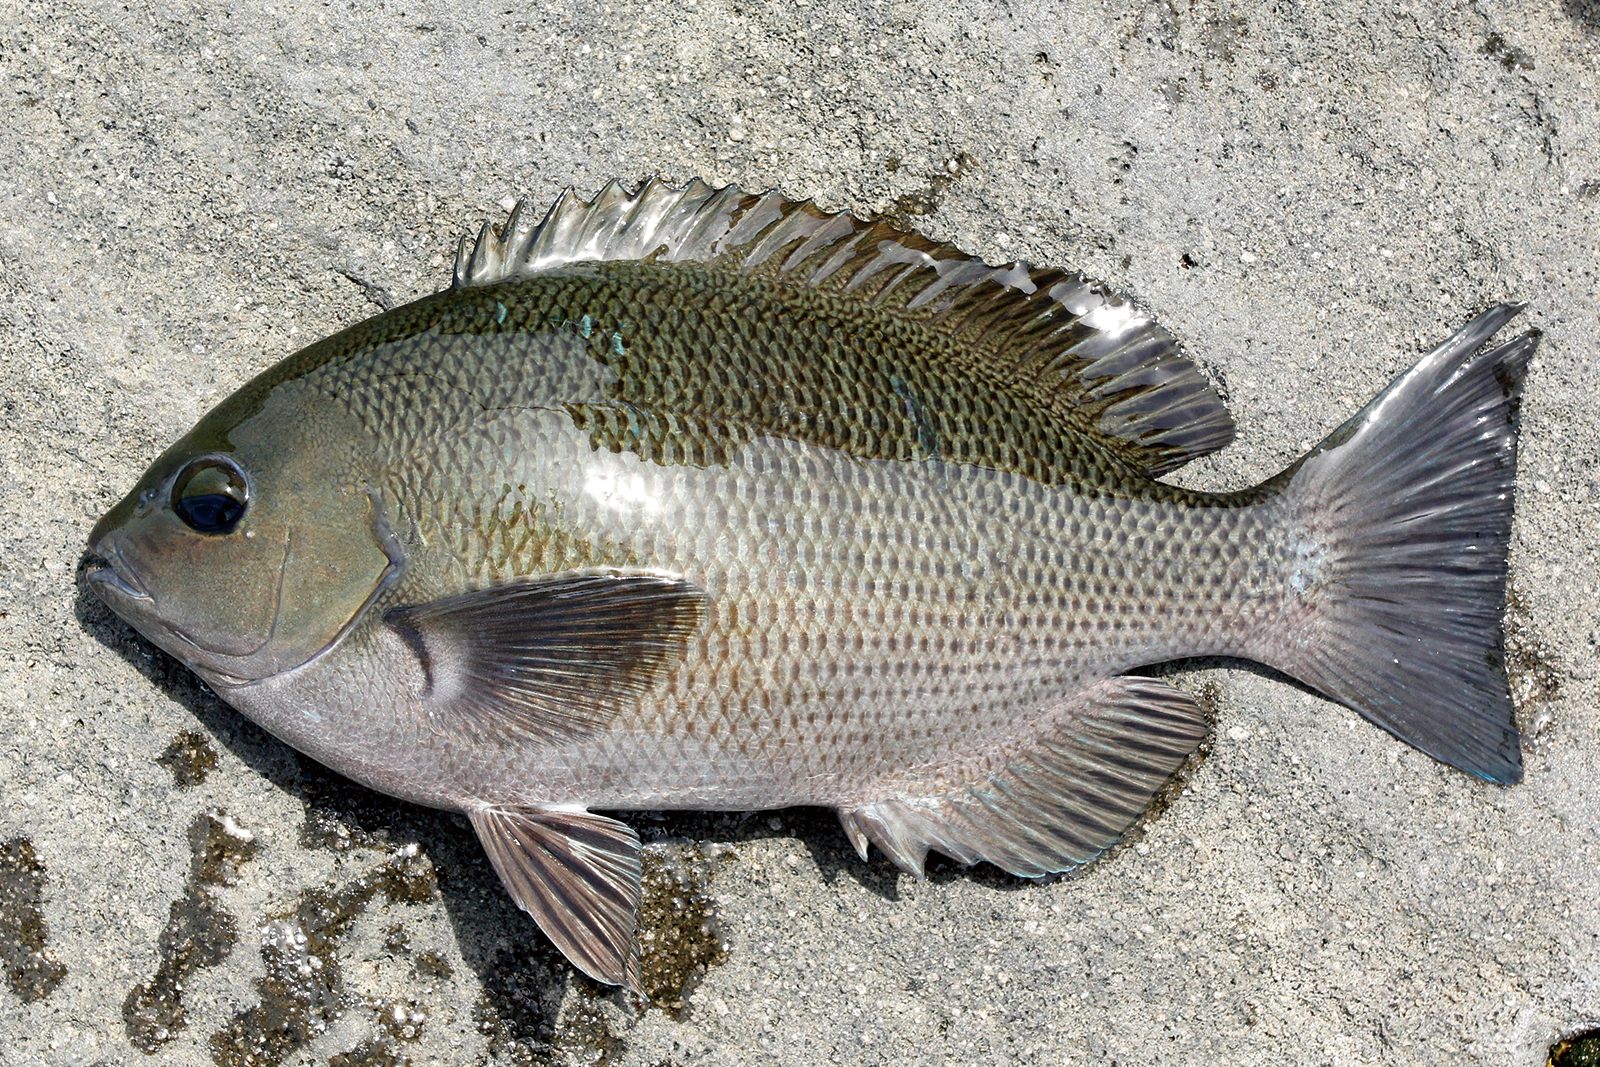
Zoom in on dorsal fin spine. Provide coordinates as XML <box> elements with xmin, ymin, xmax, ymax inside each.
<box><xmin>450</xmin><ymin>177</ymin><xmax>1237</xmax><ymax>475</ymax></box>
<box><xmin>811</xmin><ymin>229</ymin><xmax>871</xmax><ymax>287</ymax></box>
<box><xmin>495</xmin><ymin>200</ymin><xmax>532</xmax><ymax>273</ymax></box>
<box><xmin>675</xmin><ymin>183</ymin><xmax>743</xmax><ymax>260</ymax></box>
<box><xmin>786</xmin><ymin>212</ymin><xmax>857</xmax><ymax>274</ymax></box>
<box><xmin>620</xmin><ymin>177</ymin><xmax>674</xmax><ymax>255</ymax></box>
<box><xmin>523</xmin><ymin>188</ymin><xmax>574</xmax><ymax>269</ymax></box>
<box><xmin>720</xmin><ymin>192</ymin><xmax>785</xmax><ymax>254</ymax></box>
<box><xmin>741</xmin><ymin>200</ymin><xmax>820</xmax><ymax>270</ymax></box>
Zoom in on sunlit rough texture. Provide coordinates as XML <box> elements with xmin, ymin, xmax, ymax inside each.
<box><xmin>1</xmin><ymin>0</ymin><xmax>1596</xmax><ymax>1064</ymax></box>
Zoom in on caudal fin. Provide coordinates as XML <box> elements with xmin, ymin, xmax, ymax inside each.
<box><xmin>1256</xmin><ymin>305</ymin><xmax>1537</xmax><ymax>784</ymax></box>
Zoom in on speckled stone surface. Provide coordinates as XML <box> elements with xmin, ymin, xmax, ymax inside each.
<box><xmin>1</xmin><ymin>0</ymin><xmax>1597</xmax><ymax>1063</ymax></box>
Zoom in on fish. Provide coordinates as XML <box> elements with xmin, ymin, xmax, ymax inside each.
<box><xmin>87</xmin><ymin>177</ymin><xmax>1537</xmax><ymax>991</ymax></box>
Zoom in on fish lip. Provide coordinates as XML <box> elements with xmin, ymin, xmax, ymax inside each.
<box><xmin>88</xmin><ymin>566</ymin><xmax>153</xmax><ymax>602</ymax></box>
<box><xmin>85</xmin><ymin>541</ymin><xmax>152</xmax><ymax>602</ymax></box>
<box><xmin>83</xmin><ymin>542</ymin><xmax>253</xmax><ymax>688</ymax></box>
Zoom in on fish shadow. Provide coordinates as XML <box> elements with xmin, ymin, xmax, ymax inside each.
<box><xmin>71</xmin><ymin>554</ymin><xmax>986</xmax><ymax>901</ymax></box>
<box><xmin>72</xmin><ymin>557</ymin><xmax>907</xmax><ymax>879</ymax></box>
<box><xmin>1132</xmin><ymin>655</ymin><xmax>1324</xmax><ymax>705</ymax></box>
<box><xmin>1565</xmin><ymin>0</ymin><xmax>1600</xmax><ymax>31</ymax></box>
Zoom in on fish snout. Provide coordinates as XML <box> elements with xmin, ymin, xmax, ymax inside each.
<box><xmin>85</xmin><ymin>534</ymin><xmax>153</xmax><ymax>605</ymax></box>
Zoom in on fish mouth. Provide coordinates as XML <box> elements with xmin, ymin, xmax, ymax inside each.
<box><xmin>85</xmin><ymin>541</ymin><xmax>152</xmax><ymax>603</ymax></box>
<box><xmin>82</xmin><ymin>539</ymin><xmax>254</xmax><ymax>687</ymax></box>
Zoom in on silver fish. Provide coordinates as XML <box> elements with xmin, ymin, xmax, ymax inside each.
<box><xmin>87</xmin><ymin>178</ymin><xmax>1536</xmax><ymax>989</ymax></box>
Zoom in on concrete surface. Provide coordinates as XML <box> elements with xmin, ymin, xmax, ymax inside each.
<box><xmin>2</xmin><ymin>0</ymin><xmax>1598</xmax><ymax>1063</ymax></box>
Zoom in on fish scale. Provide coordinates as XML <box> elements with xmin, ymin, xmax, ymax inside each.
<box><xmin>89</xmin><ymin>178</ymin><xmax>1534</xmax><ymax>989</ymax></box>
<box><xmin>375</xmin><ymin>394</ymin><xmax>1281</xmax><ymax>803</ymax></box>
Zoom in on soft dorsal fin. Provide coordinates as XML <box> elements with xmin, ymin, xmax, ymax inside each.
<box><xmin>452</xmin><ymin>178</ymin><xmax>1234</xmax><ymax>476</ymax></box>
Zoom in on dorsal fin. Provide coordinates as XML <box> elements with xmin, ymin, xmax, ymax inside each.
<box><xmin>453</xmin><ymin>178</ymin><xmax>1234</xmax><ymax>475</ymax></box>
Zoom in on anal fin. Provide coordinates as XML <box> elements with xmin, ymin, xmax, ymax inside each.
<box><xmin>469</xmin><ymin>805</ymin><xmax>644</xmax><ymax>991</ymax></box>
<box><xmin>839</xmin><ymin>676</ymin><xmax>1209</xmax><ymax>878</ymax></box>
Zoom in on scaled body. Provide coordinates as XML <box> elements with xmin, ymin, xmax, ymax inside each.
<box><xmin>221</xmin><ymin>271</ymin><xmax>1283</xmax><ymax>811</ymax></box>
<box><xmin>88</xmin><ymin>180</ymin><xmax>1535</xmax><ymax>987</ymax></box>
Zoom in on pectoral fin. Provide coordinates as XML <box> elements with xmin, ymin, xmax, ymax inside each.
<box><xmin>385</xmin><ymin>570</ymin><xmax>706</xmax><ymax>744</ymax></box>
<box><xmin>470</xmin><ymin>805</ymin><xmax>644</xmax><ymax>991</ymax></box>
<box><xmin>839</xmin><ymin>676</ymin><xmax>1210</xmax><ymax>878</ymax></box>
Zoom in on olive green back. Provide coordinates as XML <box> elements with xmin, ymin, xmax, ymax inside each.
<box><xmin>277</xmin><ymin>264</ymin><xmax>1217</xmax><ymax>506</ymax></box>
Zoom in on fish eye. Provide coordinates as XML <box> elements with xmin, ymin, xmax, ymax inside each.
<box><xmin>171</xmin><ymin>456</ymin><xmax>250</xmax><ymax>534</ymax></box>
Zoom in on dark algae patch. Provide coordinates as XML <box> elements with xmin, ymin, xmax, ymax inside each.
<box><xmin>474</xmin><ymin>942</ymin><xmax>616</xmax><ymax>1067</ymax></box>
<box><xmin>328</xmin><ymin>1040</ymin><xmax>409</xmax><ymax>1067</ymax></box>
<box><xmin>124</xmin><ymin>812</ymin><xmax>259</xmax><ymax>1051</ymax></box>
<box><xmin>637</xmin><ymin>846</ymin><xmax>729</xmax><ymax>1018</ymax></box>
<box><xmin>157</xmin><ymin>730</ymin><xmax>220</xmax><ymax>787</ymax></box>
<box><xmin>413</xmin><ymin>949</ymin><xmax>453</xmax><ymax>980</ymax></box>
<box><xmin>1551</xmin><ymin>1030</ymin><xmax>1600</xmax><ymax>1067</ymax></box>
<box><xmin>209</xmin><ymin>844</ymin><xmax>438</xmax><ymax>1067</ymax></box>
<box><xmin>0</xmin><ymin>837</ymin><xmax>67</xmax><ymax>1003</ymax></box>
<box><xmin>1483</xmin><ymin>30</ymin><xmax>1536</xmax><ymax>71</ymax></box>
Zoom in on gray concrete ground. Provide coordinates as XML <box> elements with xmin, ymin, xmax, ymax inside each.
<box><xmin>2</xmin><ymin>0</ymin><xmax>1598</xmax><ymax>1063</ymax></box>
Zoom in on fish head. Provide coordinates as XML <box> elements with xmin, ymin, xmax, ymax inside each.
<box><xmin>87</xmin><ymin>373</ymin><xmax>400</xmax><ymax>686</ymax></box>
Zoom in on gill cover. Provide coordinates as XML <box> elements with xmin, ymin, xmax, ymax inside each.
<box><xmin>89</xmin><ymin>372</ymin><xmax>400</xmax><ymax>684</ymax></box>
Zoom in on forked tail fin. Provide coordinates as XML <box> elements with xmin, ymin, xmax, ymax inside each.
<box><xmin>1253</xmin><ymin>305</ymin><xmax>1537</xmax><ymax>784</ymax></box>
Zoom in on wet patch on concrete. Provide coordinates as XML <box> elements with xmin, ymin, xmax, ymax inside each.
<box><xmin>383</xmin><ymin>923</ymin><xmax>410</xmax><ymax>956</ymax></box>
<box><xmin>413</xmin><ymin>949</ymin><xmax>452</xmax><ymax>981</ymax></box>
<box><xmin>156</xmin><ymin>730</ymin><xmax>219</xmax><ymax>788</ymax></box>
<box><xmin>637</xmin><ymin>844</ymin><xmax>731</xmax><ymax>1019</ymax></box>
<box><xmin>469</xmin><ymin>840</ymin><xmax>731</xmax><ymax>1063</ymax></box>
<box><xmin>369</xmin><ymin>995</ymin><xmax>428</xmax><ymax>1044</ymax></box>
<box><xmin>474</xmin><ymin>942</ymin><xmax>618</xmax><ymax>1067</ymax></box>
<box><xmin>328</xmin><ymin>1039</ymin><xmax>410</xmax><ymax>1067</ymax></box>
<box><xmin>208</xmin><ymin>844</ymin><xmax>438</xmax><ymax>1067</ymax></box>
<box><xmin>1483</xmin><ymin>30</ymin><xmax>1536</xmax><ymax>72</ymax></box>
<box><xmin>552</xmin><ymin>981</ymin><xmax>625</xmax><ymax>1066</ymax></box>
<box><xmin>296</xmin><ymin>756</ymin><xmax>402</xmax><ymax>853</ymax></box>
<box><xmin>0</xmin><ymin>837</ymin><xmax>67</xmax><ymax>1003</ymax></box>
<box><xmin>319</xmin><ymin>930</ymin><xmax>430</xmax><ymax>1066</ymax></box>
<box><xmin>1550</xmin><ymin>1029</ymin><xmax>1600</xmax><ymax>1067</ymax></box>
<box><xmin>123</xmin><ymin>813</ymin><xmax>258</xmax><ymax>1050</ymax></box>
<box><xmin>1504</xmin><ymin>589</ymin><xmax>1563</xmax><ymax>748</ymax></box>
